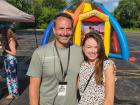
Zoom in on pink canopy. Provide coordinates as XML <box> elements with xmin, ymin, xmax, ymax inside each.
<box><xmin>0</xmin><ymin>0</ymin><xmax>35</xmax><ymax>22</ymax></box>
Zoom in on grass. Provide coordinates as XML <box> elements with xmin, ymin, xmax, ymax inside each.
<box><xmin>117</xmin><ymin>76</ymin><xmax>140</xmax><ymax>78</ymax></box>
<box><xmin>123</xmin><ymin>28</ymin><xmax>140</xmax><ymax>33</ymax></box>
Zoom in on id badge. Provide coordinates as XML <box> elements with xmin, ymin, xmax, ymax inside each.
<box><xmin>58</xmin><ymin>82</ymin><xmax>67</xmax><ymax>96</ymax></box>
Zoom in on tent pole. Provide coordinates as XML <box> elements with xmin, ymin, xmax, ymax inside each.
<box><xmin>34</xmin><ymin>19</ymin><xmax>38</xmax><ymax>48</ymax></box>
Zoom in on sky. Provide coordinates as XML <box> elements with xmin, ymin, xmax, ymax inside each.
<box><xmin>94</xmin><ymin>0</ymin><xmax>121</xmax><ymax>12</ymax></box>
<box><xmin>67</xmin><ymin>0</ymin><xmax>121</xmax><ymax>12</ymax></box>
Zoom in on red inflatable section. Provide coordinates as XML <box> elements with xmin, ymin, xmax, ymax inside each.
<box><xmin>129</xmin><ymin>55</ymin><xmax>137</xmax><ymax>62</ymax></box>
<box><xmin>83</xmin><ymin>16</ymin><xmax>103</xmax><ymax>22</ymax></box>
<box><xmin>92</xmin><ymin>4</ymin><xmax>103</xmax><ymax>13</ymax></box>
<box><xmin>84</xmin><ymin>4</ymin><xmax>103</xmax><ymax>23</ymax></box>
<box><xmin>112</xmin><ymin>31</ymin><xmax>120</xmax><ymax>53</ymax></box>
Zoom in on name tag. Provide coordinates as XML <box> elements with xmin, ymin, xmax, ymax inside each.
<box><xmin>58</xmin><ymin>82</ymin><xmax>67</xmax><ymax>96</ymax></box>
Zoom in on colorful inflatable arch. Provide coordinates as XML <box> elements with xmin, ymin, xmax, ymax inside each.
<box><xmin>73</xmin><ymin>9</ymin><xmax>111</xmax><ymax>56</ymax></box>
<box><xmin>41</xmin><ymin>1</ymin><xmax>130</xmax><ymax>60</ymax></box>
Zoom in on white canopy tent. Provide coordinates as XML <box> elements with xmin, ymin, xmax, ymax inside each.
<box><xmin>0</xmin><ymin>0</ymin><xmax>35</xmax><ymax>22</ymax></box>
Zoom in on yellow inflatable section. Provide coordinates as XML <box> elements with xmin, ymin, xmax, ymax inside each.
<box><xmin>83</xmin><ymin>2</ymin><xmax>92</xmax><ymax>12</ymax></box>
<box><xmin>73</xmin><ymin>2</ymin><xmax>111</xmax><ymax>56</ymax></box>
<box><xmin>64</xmin><ymin>3</ymin><xmax>85</xmax><ymax>28</ymax></box>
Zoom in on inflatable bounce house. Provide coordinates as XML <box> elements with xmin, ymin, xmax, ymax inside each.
<box><xmin>41</xmin><ymin>1</ymin><xmax>130</xmax><ymax>60</ymax></box>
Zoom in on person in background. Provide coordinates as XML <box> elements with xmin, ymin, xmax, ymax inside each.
<box><xmin>27</xmin><ymin>13</ymin><xmax>83</xmax><ymax>105</ymax></box>
<box><xmin>77</xmin><ymin>32</ymin><xmax>116</xmax><ymax>105</ymax></box>
<box><xmin>0</xmin><ymin>27</ymin><xmax>19</xmax><ymax>99</ymax></box>
<box><xmin>81</xmin><ymin>26</ymin><xmax>104</xmax><ymax>45</ymax></box>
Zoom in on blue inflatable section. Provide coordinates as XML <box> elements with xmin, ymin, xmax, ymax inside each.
<box><xmin>41</xmin><ymin>21</ymin><xmax>54</xmax><ymax>45</ymax></box>
<box><xmin>94</xmin><ymin>2</ymin><xmax>130</xmax><ymax>60</ymax></box>
<box><xmin>41</xmin><ymin>3</ymin><xmax>75</xmax><ymax>45</ymax></box>
<box><xmin>41</xmin><ymin>2</ymin><xmax>130</xmax><ymax>60</ymax></box>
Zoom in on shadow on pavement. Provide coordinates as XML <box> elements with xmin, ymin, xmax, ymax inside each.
<box><xmin>18</xmin><ymin>77</ymin><xmax>29</xmax><ymax>96</ymax></box>
<box><xmin>115</xmin><ymin>98</ymin><xmax>140</xmax><ymax>105</ymax></box>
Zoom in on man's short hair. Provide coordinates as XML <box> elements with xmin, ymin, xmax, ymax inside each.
<box><xmin>54</xmin><ymin>13</ymin><xmax>73</xmax><ymax>27</ymax></box>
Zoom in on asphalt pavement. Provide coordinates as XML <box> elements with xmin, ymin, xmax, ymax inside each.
<box><xmin>0</xmin><ymin>31</ymin><xmax>140</xmax><ymax>105</ymax></box>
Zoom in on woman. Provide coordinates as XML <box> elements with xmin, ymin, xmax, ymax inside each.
<box><xmin>1</xmin><ymin>27</ymin><xmax>19</xmax><ymax>99</ymax></box>
<box><xmin>78</xmin><ymin>32</ymin><xmax>116</xmax><ymax>105</ymax></box>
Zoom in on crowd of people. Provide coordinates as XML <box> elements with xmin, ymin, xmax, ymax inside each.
<box><xmin>0</xmin><ymin>13</ymin><xmax>116</xmax><ymax>105</ymax></box>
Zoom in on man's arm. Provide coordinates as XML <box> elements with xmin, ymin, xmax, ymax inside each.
<box><xmin>29</xmin><ymin>77</ymin><xmax>41</xmax><ymax>105</ymax></box>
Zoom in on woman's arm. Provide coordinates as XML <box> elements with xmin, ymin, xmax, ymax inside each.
<box><xmin>77</xmin><ymin>74</ymin><xmax>81</xmax><ymax>102</ymax></box>
<box><xmin>104</xmin><ymin>63</ymin><xmax>116</xmax><ymax>105</ymax></box>
<box><xmin>5</xmin><ymin>38</ymin><xmax>17</xmax><ymax>55</ymax></box>
<box><xmin>77</xmin><ymin>74</ymin><xmax>80</xmax><ymax>89</ymax></box>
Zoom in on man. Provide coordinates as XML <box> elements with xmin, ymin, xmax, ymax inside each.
<box><xmin>27</xmin><ymin>13</ymin><xmax>83</xmax><ymax>105</ymax></box>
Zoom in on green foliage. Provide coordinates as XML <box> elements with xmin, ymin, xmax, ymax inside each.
<box><xmin>69</xmin><ymin>0</ymin><xmax>94</xmax><ymax>3</ymax></box>
<box><xmin>42</xmin><ymin>0</ymin><xmax>66</xmax><ymax>9</ymax></box>
<box><xmin>7</xmin><ymin>0</ymin><xmax>33</xmax><ymax>13</ymax></box>
<box><xmin>114</xmin><ymin>0</ymin><xmax>140</xmax><ymax>28</ymax></box>
<box><xmin>33</xmin><ymin>0</ymin><xmax>67</xmax><ymax>28</ymax></box>
<box><xmin>123</xmin><ymin>28</ymin><xmax>140</xmax><ymax>32</ymax></box>
<box><xmin>7</xmin><ymin>0</ymin><xmax>67</xmax><ymax>28</ymax></box>
<box><xmin>38</xmin><ymin>7</ymin><xmax>58</xmax><ymax>28</ymax></box>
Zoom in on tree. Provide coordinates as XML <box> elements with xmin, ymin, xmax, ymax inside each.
<box><xmin>7</xmin><ymin>0</ymin><xmax>67</xmax><ymax>28</ymax></box>
<box><xmin>32</xmin><ymin>0</ymin><xmax>67</xmax><ymax>28</ymax></box>
<box><xmin>7</xmin><ymin>0</ymin><xmax>33</xmax><ymax>13</ymax></box>
<box><xmin>69</xmin><ymin>0</ymin><xmax>94</xmax><ymax>3</ymax></box>
<box><xmin>114</xmin><ymin>0</ymin><xmax>140</xmax><ymax>28</ymax></box>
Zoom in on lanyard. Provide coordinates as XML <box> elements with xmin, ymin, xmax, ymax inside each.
<box><xmin>54</xmin><ymin>41</ymin><xmax>70</xmax><ymax>81</ymax></box>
